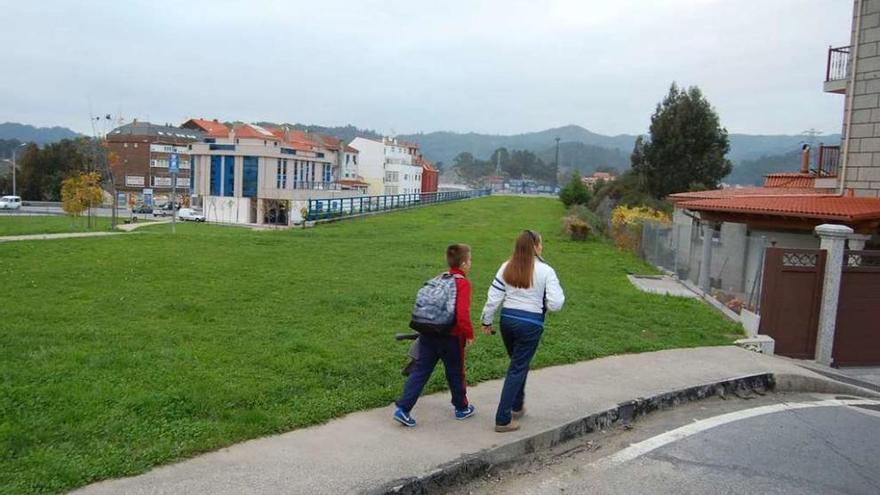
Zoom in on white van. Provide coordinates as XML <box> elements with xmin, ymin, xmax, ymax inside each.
<box><xmin>0</xmin><ymin>196</ymin><xmax>22</xmax><ymax>210</ymax></box>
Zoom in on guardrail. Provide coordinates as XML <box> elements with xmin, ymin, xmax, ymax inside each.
<box><xmin>306</xmin><ymin>189</ymin><xmax>491</xmax><ymax>221</ymax></box>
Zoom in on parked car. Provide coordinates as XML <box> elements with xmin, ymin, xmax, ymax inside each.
<box><xmin>177</xmin><ymin>208</ymin><xmax>205</xmax><ymax>222</ymax></box>
<box><xmin>131</xmin><ymin>204</ymin><xmax>153</xmax><ymax>214</ymax></box>
<box><xmin>153</xmin><ymin>203</ymin><xmax>177</xmax><ymax>217</ymax></box>
<box><xmin>0</xmin><ymin>195</ymin><xmax>22</xmax><ymax>210</ymax></box>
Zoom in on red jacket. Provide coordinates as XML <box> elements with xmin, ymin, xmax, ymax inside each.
<box><xmin>449</xmin><ymin>268</ymin><xmax>474</xmax><ymax>340</ymax></box>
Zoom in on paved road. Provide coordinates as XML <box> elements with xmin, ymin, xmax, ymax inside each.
<box><xmin>459</xmin><ymin>392</ymin><xmax>880</xmax><ymax>495</ymax></box>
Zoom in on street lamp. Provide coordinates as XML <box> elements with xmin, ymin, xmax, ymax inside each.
<box><xmin>11</xmin><ymin>143</ymin><xmax>26</xmax><ymax>197</ymax></box>
<box><xmin>554</xmin><ymin>137</ymin><xmax>561</xmax><ymax>187</ymax></box>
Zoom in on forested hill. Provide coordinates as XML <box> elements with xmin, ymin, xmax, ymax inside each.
<box><xmin>0</xmin><ymin>123</ymin><xmax>81</xmax><ymax>145</ymax></box>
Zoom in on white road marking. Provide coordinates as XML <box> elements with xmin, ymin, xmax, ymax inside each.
<box><xmin>594</xmin><ymin>398</ymin><xmax>880</xmax><ymax>469</ymax></box>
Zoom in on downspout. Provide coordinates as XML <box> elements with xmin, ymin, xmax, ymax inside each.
<box><xmin>839</xmin><ymin>0</ymin><xmax>864</xmax><ymax>195</ymax></box>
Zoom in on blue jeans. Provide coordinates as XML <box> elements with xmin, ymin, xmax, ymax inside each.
<box><xmin>496</xmin><ymin>308</ymin><xmax>544</xmax><ymax>425</ymax></box>
<box><xmin>396</xmin><ymin>334</ymin><xmax>468</xmax><ymax>413</ymax></box>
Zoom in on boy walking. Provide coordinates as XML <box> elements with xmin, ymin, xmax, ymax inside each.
<box><xmin>394</xmin><ymin>244</ymin><xmax>476</xmax><ymax>427</ymax></box>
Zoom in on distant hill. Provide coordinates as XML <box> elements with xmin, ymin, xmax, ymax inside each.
<box><xmin>398</xmin><ymin>125</ymin><xmax>839</xmax><ymax>165</ymax></box>
<box><xmin>726</xmin><ymin>150</ymin><xmax>803</xmax><ymax>186</ymax></box>
<box><xmin>0</xmin><ymin>122</ymin><xmax>81</xmax><ymax>145</ymax></box>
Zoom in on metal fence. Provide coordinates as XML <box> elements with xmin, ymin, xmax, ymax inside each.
<box><xmin>640</xmin><ymin>221</ymin><xmax>768</xmax><ymax>312</ymax></box>
<box><xmin>306</xmin><ymin>189</ymin><xmax>492</xmax><ymax>221</ymax></box>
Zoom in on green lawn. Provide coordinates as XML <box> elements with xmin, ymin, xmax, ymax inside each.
<box><xmin>0</xmin><ymin>196</ymin><xmax>740</xmax><ymax>494</ymax></box>
<box><xmin>0</xmin><ymin>215</ymin><xmax>115</xmax><ymax>236</ymax></box>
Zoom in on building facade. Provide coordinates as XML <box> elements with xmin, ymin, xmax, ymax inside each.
<box><xmin>106</xmin><ymin>121</ymin><xmax>202</xmax><ymax>207</ymax></box>
<box><xmin>349</xmin><ymin>136</ymin><xmax>428</xmax><ymax>195</ymax></box>
<box><xmin>182</xmin><ymin>119</ymin><xmax>362</xmax><ymax>225</ymax></box>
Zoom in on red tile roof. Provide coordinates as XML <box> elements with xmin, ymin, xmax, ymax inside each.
<box><xmin>679</xmin><ymin>196</ymin><xmax>880</xmax><ymax>222</ymax></box>
<box><xmin>763</xmin><ymin>173</ymin><xmax>818</xmax><ymax>188</ymax></box>
<box><xmin>182</xmin><ymin>118</ymin><xmax>230</xmax><ymax>138</ymax></box>
<box><xmin>232</xmin><ymin>124</ymin><xmax>278</xmax><ymax>141</ymax></box>
<box><xmin>669</xmin><ymin>187</ymin><xmax>832</xmax><ymax>203</ymax></box>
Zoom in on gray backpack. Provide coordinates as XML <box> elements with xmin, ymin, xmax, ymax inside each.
<box><xmin>409</xmin><ymin>273</ymin><xmax>462</xmax><ymax>336</ymax></box>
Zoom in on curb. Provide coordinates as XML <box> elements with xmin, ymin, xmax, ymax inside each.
<box><xmin>373</xmin><ymin>373</ymin><xmax>774</xmax><ymax>495</ymax></box>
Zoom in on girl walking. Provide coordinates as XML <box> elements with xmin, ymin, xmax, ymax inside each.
<box><xmin>480</xmin><ymin>230</ymin><xmax>565</xmax><ymax>432</ymax></box>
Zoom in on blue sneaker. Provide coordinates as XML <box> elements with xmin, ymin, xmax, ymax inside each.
<box><xmin>455</xmin><ymin>404</ymin><xmax>476</xmax><ymax>420</ymax></box>
<box><xmin>393</xmin><ymin>407</ymin><xmax>417</xmax><ymax>427</ymax></box>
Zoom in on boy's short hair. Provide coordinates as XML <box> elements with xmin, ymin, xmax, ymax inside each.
<box><xmin>446</xmin><ymin>243</ymin><xmax>471</xmax><ymax>268</ymax></box>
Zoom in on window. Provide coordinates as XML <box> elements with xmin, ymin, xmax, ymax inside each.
<box><xmin>223</xmin><ymin>155</ymin><xmax>235</xmax><ymax>197</ymax></box>
<box><xmin>346</xmin><ymin>154</ymin><xmax>350</xmax><ymax>165</ymax></box>
<box><xmin>276</xmin><ymin>159</ymin><xmax>287</xmax><ymax>189</ymax></box>
<box><xmin>310</xmin><ymin>162</ymin><xmax>316</xmax><ymax>182</ymax></box>
<box><xmin>323</xmin><ymin>163</ymin><xmax>332</xmax><ymax>183</ymax></box>
<box><xmin>123</xmin><ymin>143</ymin><xmax>128</xmax><ymax>148</ymax></box>
<box><xmin>209</xmin><ymin>144</ymin><xmax>235</xmax><ymax>151</ymax></box>
<box><xmin>210</xmin><ymin>155</ymin><xmax>222</xmax><ymax>196</ymax></box>
<box><xmin>353</xmin><ymin>155</ymin><xmax>357</xmax><ymax>165</ymax></box>
<box><xmin>243</xmin><ymin>156</ymin><xmax>258</xmax><ymax>198</ymax></box>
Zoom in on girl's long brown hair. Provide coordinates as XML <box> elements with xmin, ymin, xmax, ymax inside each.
<box><xmin>503</xmin><ymin>230</ymin><xmax>541</xmax><ymax>288</ymax></box>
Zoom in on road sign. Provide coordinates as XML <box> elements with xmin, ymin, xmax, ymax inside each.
<box><xmin>169</xmin><ymin>153</ymin><xmax>180</xmax><ymax>173</ymax></box>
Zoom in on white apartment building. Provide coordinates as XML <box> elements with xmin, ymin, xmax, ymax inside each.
<box><xmin>183</xmin><ymin>119</ymin><xmax>362</xmax><ymax>225</ymax></box>
<box><xmin>349</xmin><ymin>136</ymin><xmax>423</xmax><ymax>196</ymax></box>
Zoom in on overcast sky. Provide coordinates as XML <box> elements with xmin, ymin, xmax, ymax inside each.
<box><xmin>1</xmin><ymin>0</ymin><xmax>851</xmax><ymax>137</ymax></box>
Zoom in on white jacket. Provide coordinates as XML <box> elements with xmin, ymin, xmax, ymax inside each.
<box><xmin>480</xmin><ymin>257</ymin><xmax>565</xmax><ymax>325</ymax></box>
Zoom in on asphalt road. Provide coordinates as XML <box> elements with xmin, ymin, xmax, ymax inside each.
<box><xmin>457</xmin><ymin>392</ymin><xmax>880</xmax><ymax>495</ymax></box>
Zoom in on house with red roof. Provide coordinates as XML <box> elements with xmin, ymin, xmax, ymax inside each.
<box><xmin>180</xmin><ymin>119</ymin><xmax>365</xmax><ymax>225</ymax></box>
<box><xmin>664</xmin><ymin>1</ymin><xmax>880</xmax><ymax>297</ymax></box>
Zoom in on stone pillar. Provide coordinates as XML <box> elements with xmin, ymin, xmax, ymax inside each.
<box><xmin>814</xmin><ymin>224</ymin><xmax>853</xmax><ymax>366</ymax></box>
<box><xmin>698</xmin><ymin>221</ymin><xmax>716</xmax><ymax>292</ymax></box>
<box><xmin>848</xmin><ymin>233</ymin><xmax>870</xmax><ymax>250</ymax></box>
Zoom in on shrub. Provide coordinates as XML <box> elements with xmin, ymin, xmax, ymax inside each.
<box><xmin>567</xmin><ymin>204</ymin><xmax>606</xmax><ymax>236</ymax></box>
<box><xmin>561</xmin><ymin>215</ymin><xmax>591</xmax><ymax>241</ymax></box>
<box><xmin>559</xmin><ymin>172</ymin><xmax>591</xmax><ymax>207</ymax></box>
<box><xmin>609</xmin><ymin>205</ymin><xmax>670</xmax><ymax>252</ymax></box>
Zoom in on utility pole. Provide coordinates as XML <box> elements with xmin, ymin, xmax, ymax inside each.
<box><xmin>554</xmin><ymin>137</ymin><xmax>561</xmax><ymax>187</ymax></box>
<box><xmin>11</xmin><ymin>143</ymin><xmax>26</xmax><ymax>197</ymax></box>
<box><xmin>170</xmin><ymin>152</ymin><xmax>179</xmax><ymax>234</ymax></box>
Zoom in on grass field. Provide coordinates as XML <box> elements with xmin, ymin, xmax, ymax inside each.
<box><xmin>0</xmin><ymin>215</ymin><xmax>115</xmax><ymax>236</ymax></box>
<box><xmin>0</xmin><ymin>196</ymin><xmax>741</xmax><ymax>494</ymax></box>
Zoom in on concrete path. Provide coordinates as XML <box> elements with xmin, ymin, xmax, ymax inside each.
<box><xmin>71</xmin><ymin>347</ymin><xmax>874</xmax><ymax>495</ymax></box>
<box><xmin>116</xmin><ymin>219</ymin><xmax>169</xmax><ymax>232</ymax></box>
<box><xmin>0</xmin><ymin>231</ymin><xmax>122</xmax><ymax>243</ymax></box>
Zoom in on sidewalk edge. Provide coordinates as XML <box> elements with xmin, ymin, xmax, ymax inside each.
<box><xmin>372</xmin><ymin>373</ymin><xmax>773</xmax><ymax>495</ymax></box>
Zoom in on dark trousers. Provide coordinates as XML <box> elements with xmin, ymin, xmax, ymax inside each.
<box><xmin>495</xmin><ymin>309</ymin><xmax>544</xmax><ymax>425</ymax></box>
<box><xmin>396</xmin><ymin>334</ymin><xmax>468</xmax><ymax>413</ymax></box>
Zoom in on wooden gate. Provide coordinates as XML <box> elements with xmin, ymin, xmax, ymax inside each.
<box><xmin>834</xmin><ymin>250</ymin><xmax>880</xmax><ymax>366</ymax></box>
<box><xmin>758</xmin><ymin>248</ymin><xmax>826</xmax><ymax>359</ymax></box>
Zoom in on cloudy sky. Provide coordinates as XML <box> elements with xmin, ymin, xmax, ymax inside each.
<box><xmin>1</xmin><ymin>0</ymin><xmax>851</xmax><ymax>136</ymax></box>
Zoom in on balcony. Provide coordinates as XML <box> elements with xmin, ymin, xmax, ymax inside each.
<box><xmin>824</xmin><ymin>45</ymin><xmax>850</xmax><ymax>94</ymax></box>
<box><xmin>817</xmin><ymin>145</ymin><xmax>840</xmax><ymax>177</ymax></box>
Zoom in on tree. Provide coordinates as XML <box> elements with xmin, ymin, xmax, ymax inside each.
<box><xmin>633</xmin><ymin>83</ymin><xmax>732</xmax><ymax>198</ymax></box>
<box><xmin>61</xmin><ymin>172</ymin><xmax>104</xmax><ymax>219</ymax></box>
<box><xmin>559</xmin><ymin>172</ymin><xmax>591</xmax><ymax>207</ymax></box>
<box><xmin>17</xmin><ymin>138</ymin><xmax>92</xmax><ymax>200</ymax></box>
<box><xmin>452</xmin><ymin>152</ymin><xmax>494</xmax><ymax>185</ymax></box>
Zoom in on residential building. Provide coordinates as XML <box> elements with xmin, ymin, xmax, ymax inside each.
<box><xmin>182</xmin><ymin>119</ymin><xmax>363</xmax><ymax>225</ymax></box>
<box><xmin>662</xmin><ymin>0</ymin><xmax>880</xmax><ymax>299</ymax></box>
<box><xmin>106</xmin><ymin>120</ymin><xmax>202</xmax><ymax>206</ymax></box>
<box><xmin>419</xmin><ymin>156</ymin><xmax>439</xmax><ymax>193</ymax></box>
<box><xmin>582</xmin><ymin>171</ymin><xmax>616</xmax><ymax>188</ymax></box>
<box><xmin>348</xmin><ymin>137</ymin><xmax>425</xmax><ymax>195</ymax></box>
